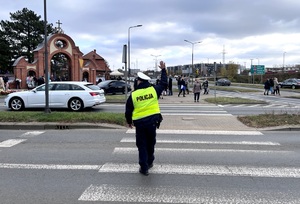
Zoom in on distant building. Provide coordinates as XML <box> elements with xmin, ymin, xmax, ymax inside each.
<box><xmin>13</xmin><ymin>32</ymin><xmax>110</xmax><ymax>88</ymax></box>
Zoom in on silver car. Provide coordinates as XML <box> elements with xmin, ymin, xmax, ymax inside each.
<box><xmin>4</xmin><ymin>81</ymin><xmax>106</xmax><ymax>111</ymax></box>
<box><xmin>280</xmin><ymin>78</ymin><xmax>300</xmax><ymax>89</ymax></box>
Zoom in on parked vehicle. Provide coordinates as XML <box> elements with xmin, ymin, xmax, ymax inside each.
<box><xmin>4</xmin><ymin>81</ymin><xmax>106</xmax><ymax>111</ymax></box>
<box><xmin>215</xmin><ymin>78</ymin><xmax>231</xmax><ymax>86</ymax></box>
<box><xmin>97</xmin><ymin>80</ymin><xmax>132</xmax><ymax>94</ymax></box>
<box><xmin>279</xmin><ymin>78</ymin><xmax>300</xmax><ymax>89</ymax></box>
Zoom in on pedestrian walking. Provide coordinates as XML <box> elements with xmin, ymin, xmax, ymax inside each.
<box><xmin>269</xmin><ymin>78</ymin><xmax>274</xmax><ymax>94</ymax></box>
<box><xmin>177</xmin><ymin>75</ymin><xmax>182</xmax><ymax>91</ymax></box>
<box><xmin>168</xmin><ymin>75</ymin><xmax>173</xmax><ymax>95</ymax></box>
<box><xmin>264</xmin><ymin>79</ymin><xmax>270</xmax><ymax>95</ymax></box>
<box><xmin>273</xmin><ymin>77</ymin><xmax>280</xmax><ymax>95</ymax></box>
<box><xmin>178</xmin><ymin>78</ymin><xmax>186</xmax><ymax>97</ymax></box>
<box><xmin>125</xmin><ymin>60</ymin><xmax>167</xmax><ymax>176</ymax></box>
<box><xmin>193</xmin><ymin>79</ymin><xmax>202</xmax><ymax>102</ymax></box>
<box><xmin>202</xmin><ymin>78</ymin><xmax>209</xmax><ymax>94</ymax></box>
<box><xmin>184</xmin><ymin>77</ymin><xmax>189</xmax><ymax>94</ymax></box>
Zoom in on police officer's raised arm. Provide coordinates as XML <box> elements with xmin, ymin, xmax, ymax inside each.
<box><xmin>154</xmin><ymin>61</ymin><xmax>168</xmax><ymax>96</ymax></box>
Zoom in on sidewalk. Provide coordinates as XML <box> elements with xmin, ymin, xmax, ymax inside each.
<box><xmin>157</xmin><ymin>91</ymin><xmax>255</xmax><ymax>131</ymax></box>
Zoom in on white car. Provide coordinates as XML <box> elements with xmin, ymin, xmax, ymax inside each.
<box><xmin>4</xmin><ymin>81</ymin><xmax>106</xmax><ymax>111</ymax></box>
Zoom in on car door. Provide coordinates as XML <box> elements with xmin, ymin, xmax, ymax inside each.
<box><xmin>108</xmin><ymin>81</ymin><xmax>117</xmax><ymax>93</ymax></box>
<box><xmin>115</xmin><ymin>81</ymin><xmax>125</xmax><ymax>93</ymax></box>
<box><xmin>286</xmin><ymin>79</ymin><xmax>294</xmax><ymax>88</ymax></box>
<box><xmin>26</xmin><ymin>85</ymin><xmax>47</xmax><ymax>107</ymax></box>
<box><xmin>50</xmin><ymin>83</ymin><xmax>71</xmax><ymax>107</ymax></box>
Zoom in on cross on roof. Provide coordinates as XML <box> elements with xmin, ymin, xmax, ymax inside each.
<box><xmin>56</xmin><ymin>20</ymin><xmax>62</xmax><ymax>29</ymax></box>
<box><xmin>55</xmin><ymin>20</ymin><xmax>64</xmax><ymax>33</ymax></box>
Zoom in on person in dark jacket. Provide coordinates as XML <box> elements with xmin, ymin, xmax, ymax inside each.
<box><xmin>168</xmin><ymin>75</ymin><xmax>173</xmax><ymax>95</ymax></box>
<box><xmin>125</xmin><ymin>61</ymin><xmax>167</xmax><ymax>176</ymax></box>
<box><xmin>178</xmin><ymin>78</ymin><xmax>186</xmax><ymax>97</ymax></box>
<box><xmin>264</xmin><ymin>79</ymin><xmax>270</xmax><ymax>95</ymax></box>
<box><xmin>202</xmin><ymin>78</ymin><xmax>209</xmax><ymax>94</ymax></box>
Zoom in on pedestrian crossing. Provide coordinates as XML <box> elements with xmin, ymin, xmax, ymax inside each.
<box><xmin>220</xmin><ymin>103</ymin><xmax>300</xmax><ymax>108</ymax></box>
<box><xmin>78</xmin><ymin>183</ymin><xmax>300</xmax><ymax>204</ymax></box>
<box><xmin>216</xmin><ymin>91</ymin><xmax>300</xmax><ymax>108</ymax></box>
<box><xmin>78</xmin><ymin>129</ymin><xmax>300</xmax><ymax>203</ymax></box>
<box><xmin>0</xmin><ymin>131</ymin><xmax>44</xmax><ymax>147</ymax></box>
<box><xmin>1</xmin><ymin>130</ymin><xmax>300</xmax><ymax>203</ymax></box>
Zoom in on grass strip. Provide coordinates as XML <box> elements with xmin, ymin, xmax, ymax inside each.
<box><xmin>238</xmin><ymin>114</ymin><xmax>300</xmax><ymax>128</ymax></box>
<box><xmin>0</xmin><ymin>111</ymin><xmax>126</xmax><ymax>126</ymax></box>
<box><xmin>204</xmin><ymin>97</ymin><xmax>268</xmax><ymax>104</ymax></box>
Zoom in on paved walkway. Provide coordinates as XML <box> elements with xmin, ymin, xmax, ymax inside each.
<box><xmin>157</xmin><ymin>91</ymin><xmax>255</xmax><ymax>131</ymax></box>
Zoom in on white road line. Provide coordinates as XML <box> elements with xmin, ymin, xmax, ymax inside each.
<box><xmin>162</xmin><ymin>113</ymin><xmax>232</xmax><ymax>116</ymax></box>
<box><xmin>160</xmin><ymin>105</ymin><xmax>218</xmax><ymax>108</ymax></box>
<box><xmin>113</xmin><ymin>147</ymin><xmax>290</xmax><ymax>154</ymax></box>
<box><xmin>21</xmin><ymin>131</ymin><xmax>45</xmax><ymax>137</ymax></box>
<box><xmin>98</xmin><ymin>163</ymin><xmax>300</xmax><ymax>178</ymax></box>
<box><xmin>79</xmin><ymin>184</ymin><xmax>299</xmax><ymax>203</ymax></box>
<box><xmin>126</xmin><ymin>129</ymin><xmax>263</xmax><ymax>135</ymax></box>
<box><xmin>233</xmin><ymin>104</ymin><xmax>245</xmax><ymax>107</ymax></box>
<box><xmin>0</xmin><ymin>163</ymin><xmax>101</xmax><ymax>170</ymax></box>
<box><xmin>1</xmin><ymin>162</ymin><xmax>298</xmax><ymax>178</ymax></box>
<box><xmin>264</xmin><ymin>104</ymin><xmax>276</xmax><ymax>108</ymax></box>
<box><xmin>248</xmin><ymin>104</ymin><xmax>260</xmax><ymax>107</ymax></box>
<box><xmin>120</xmin><ymin>138</ymin><xmax>280</xmax><ymax>146</ymax></box>
<box><xmin>0</xmin><ymin>139</ymin><xmax>27</xmax><ymax>147</ymax></box>
<box><xmin>162</xmin><ymin>110</ymin><xmax>227</xmax><ymax>113</ymax></box>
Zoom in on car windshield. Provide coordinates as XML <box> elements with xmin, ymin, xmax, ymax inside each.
<box><xmin>35</xmin><ymin>84</ymin><xmax>55</xmax><ymax>91</ymax></box>
<box><xmin>85</xmin><ymin>84</ymin><xmax>100</xmax><ymax>90</ymax></box>
<box><xmin>98</xmin><ymin>81</ymin><xmax>111</xmax><ymax>86</ymax></box>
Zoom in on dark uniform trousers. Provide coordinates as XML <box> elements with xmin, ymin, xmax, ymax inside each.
<box><xmin>135</xmin><ymin>122</ymin><xmax>157</xmax><ymax>171</ymax></box>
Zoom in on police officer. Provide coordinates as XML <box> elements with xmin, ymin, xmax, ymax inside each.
<box><xmin>125</xmin><ymin>61</ymin><xmax>167</xmax><ymax>176</ymax></box>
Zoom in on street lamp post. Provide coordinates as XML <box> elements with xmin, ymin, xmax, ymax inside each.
<box><xmin>250</xmin><ymin>58</ymin><xmax>254</xmax><ymax>84</ymax></box>
<box><xmin>184</xmin><ymin>40</ymin><xmax>202</xmax><ymax>79</ymax></box>
<box><xmin>44</xmin><ymin>0</ymin><xmax>51</xmax><ymax>113</ymax></box>
<box><xmin>283</xmin><ymin>52</ymin><xmax>286</xmax><ymax>72</ymax></box>
<box><xmin>128</xmin><ymin>25</ymin><xmax>142</xmax><ymax>77</ymax></box>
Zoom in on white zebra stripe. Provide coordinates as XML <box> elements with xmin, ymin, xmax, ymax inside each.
<box><xmin>126</xmin><ymin>129</ymin><xmax>263</xmax><ymax>135</ymax></box>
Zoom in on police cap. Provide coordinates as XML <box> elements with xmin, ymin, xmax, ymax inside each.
<box><xmin>137</xmin><ymin>72</ymin><xmax>151</xmax><ymax>81</ymax></box>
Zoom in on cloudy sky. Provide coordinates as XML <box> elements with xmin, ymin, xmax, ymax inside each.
<box><xmin>1</xmin><ymin>0</ymin><xmax>300</xmax><ymax>71</ymax></box>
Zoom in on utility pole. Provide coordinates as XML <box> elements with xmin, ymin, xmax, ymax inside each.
<box><xmin>250</xmin><ymin>58</ymin><xmax>254</xmax><ymax>84</ymax></box>
<box><xmin>151</xmin><ymin>54</ymin><xmax>161</xmax><ymax>72</ymax></box>
<box><xmin>222</xmin><ymin>45</ymin><xmax>226</xmax><ymax>69</ymax></box>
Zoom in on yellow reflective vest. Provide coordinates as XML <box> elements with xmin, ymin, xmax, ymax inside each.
<box><xmin>132</xmin><ymin>86</ymin><xmax>160</xmax><ymax>120</ymax></box>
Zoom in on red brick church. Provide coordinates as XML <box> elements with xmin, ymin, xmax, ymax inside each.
<box><xmin>13</xmin><ymin>27</ymin><xmax>110</xmax><ymax>89</ymax></box>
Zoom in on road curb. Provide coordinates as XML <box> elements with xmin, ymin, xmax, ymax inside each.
<box><xmin>0</xmin><ymin>122</ymin><xmax>126</xmax><ymax>130</ymax></box>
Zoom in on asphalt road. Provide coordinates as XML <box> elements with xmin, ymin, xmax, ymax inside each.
<box><xmin>1</xmin><ymin>129</ymin><xmax>300</xmax><ymax>203</ymax></box>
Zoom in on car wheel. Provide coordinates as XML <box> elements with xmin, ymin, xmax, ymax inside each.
<box><xmin>9</xmin><ymin>97</ymin><xmax>24</xmax><ymax>111</ymax></box>
<box><xmin>68</xmin><ymin>98</ymin><xmax>83</xmax><ymax>111</ymax></box>
<box><xmin>292</xmin><ymin>85</ymin><xmax>296</xmax><ymax>89</ymax></box>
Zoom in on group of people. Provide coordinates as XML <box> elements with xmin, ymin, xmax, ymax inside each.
<box><xmin>26</xmin><ymin>75</ymin><xmax>45</xmax><ymax>89</ymax></box>
<box><xmin>264</xmin><ymin>77</ymin><xmax>280</xmax><ymax>95</ymax></box>
<box><xmin>177</xmin><ymin>75</ymin><xmax>209</xmax><ymax>102</ymax></box>
<box><xmin>155</xmin><ymin>76</ymin><xmax>173</xmax><ymax>99</ymax></box>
